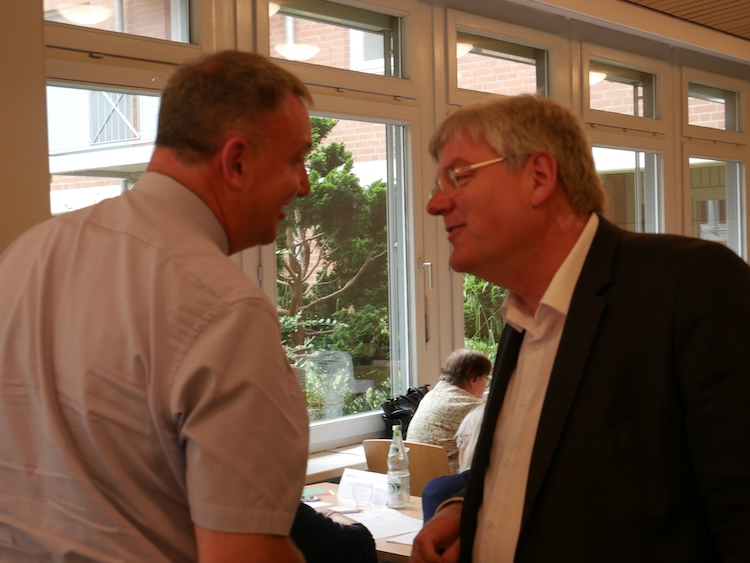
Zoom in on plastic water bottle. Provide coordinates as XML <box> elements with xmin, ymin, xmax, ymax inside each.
<box><xmin>386</xmin><ymin>424</ymin><xmax>410</xmax><ymax>509</ymax></box>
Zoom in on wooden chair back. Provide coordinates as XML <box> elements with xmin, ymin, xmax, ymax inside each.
<box><xmin>362</xmin><ymin>439</ymin><xmax>451</xmax><ymax>496</ymax></box>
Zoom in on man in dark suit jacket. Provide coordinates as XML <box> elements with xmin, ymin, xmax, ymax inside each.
<box><xmin>411</xmin><ymin>94</ymin><xmax>750</xmax><ymax>563</ymax></box>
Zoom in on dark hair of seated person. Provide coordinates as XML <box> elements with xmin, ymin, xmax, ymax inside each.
<box><xmin>291</xmin><ymin>502</ymin><xmax>377</xmax><ymax>563</ymax></box>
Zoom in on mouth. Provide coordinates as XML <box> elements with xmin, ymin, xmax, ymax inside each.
<box><xmin>445</xmin><ymin>223</ymin><xmax>464</xmax><ymax>241</ymax></box>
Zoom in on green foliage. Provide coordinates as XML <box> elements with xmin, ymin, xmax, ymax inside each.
<box><xmin>276</xmin><ymin>116</ymin><xmax>388</xmax><ymax>354</ymax></box>
<box><xmin>463</xmin><ymin>274</ymin><xmax>507</xmax><ymax>362</ymax></box>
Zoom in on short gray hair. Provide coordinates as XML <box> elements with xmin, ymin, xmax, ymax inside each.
<box><xmin>429</xmin><ymin>95</ymin><xmax>605</xmax><ymax>215</ymax></box>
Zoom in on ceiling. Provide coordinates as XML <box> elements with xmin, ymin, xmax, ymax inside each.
<box><xmin>621</xmin><ymin>0</ymin><xmax>750</xmax><ymax>42</ymax></box>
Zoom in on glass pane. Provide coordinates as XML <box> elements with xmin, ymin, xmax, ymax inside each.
<box><xmin>463</xmin><ymin>274</ymin><xmax>505</xmax><ymax>363</ymax></box>
<box><xmin>270</xmin><ymin>0</ymin><xmax>402</xmax><ymax>77</ymax></box>
<box><xmin>688</xmin><ymin>82</ymin><xmax>740</xmax><ymax>132</ymax></box>
<box><xmin>589</xmin><ymin>59</ymin><xmax>656</xmax><ymax>118</ymax></box>
<box><xmin>47</xmin><ymin>85</ymin><xmax>159</xmax><ymax>215</ymax></box>
<box><xmin>278</xmin><ymin>117</ymin><xmax>410</xmax><ymax>422</ymax></box>
<box><xmin>456</xmin><ymin>31</ymin><xmax>548</xmax><ymax>97</ymax></box>
<box><xmin>43</xmin><ymin>0</ymin><xmax>191</xmax><ymax>42</ymax></box>
<box><xmin>689</xmin><ymin>157</ymin><xmax>744</xmax><ymax>256</ymax></box>
<box><xmin>594</xmin><ymin>147</ymin><xmax>661</xmax><ymax>233</ymax></box>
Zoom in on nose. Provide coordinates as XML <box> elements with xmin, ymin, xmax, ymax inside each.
<box><xmin>426</xmin><ymin>187</ymin><xmax>451</xmax><ymax>216</ymax></box>
<box><xmin>298</xmin><ymin>164</ymin><xmax>311</xmax><ymax>197</ymax></box>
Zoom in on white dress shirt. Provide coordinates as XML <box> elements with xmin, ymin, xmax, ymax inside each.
<box><xmin>474</xmin><ymin>213</ymin><xmax>599</xmax><ymax>563</ymax></box>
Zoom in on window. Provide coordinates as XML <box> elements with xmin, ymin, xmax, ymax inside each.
<box><xmin>688</xmin><ymin>82</ymin><xmax>740</xmax><ymax>132</ymax></box>
<box><xmin>43</xmin><ymin>0</ymin><xmax>191</xmax><ymax>42</ymax></box>
<box><xmin>594</xmin><ymin>147</ymin><xmax>662</xmax><ymax>233</ymax></box>
<box><xmin>269</xmin><ymin>0</ymin><xmax>402</xmax><ymax>77</ymax></box>
<box><xmin>581</xmin><ymin>43</ymin><xmax>670</xmax><ymax>135</ymax></box>
<box><xmin>273</xmin><ymin>115</ymin><xmax>411</xmax><ymax>427</ymax></box>
<box><xmin>588</xmin><ymin>59</ymin><xmax>656</xmax><ymax>119</ymax></box>
<box><xmin>455</xmin><ymin>31</ymin><xmax>548</xmax><ymax>97</ymax></box>
<box><xmin>47</xmin><ymin>85</ymin><xmax>158</xmax><ymax>214</ymax></box>
<box><xmin>445</xmin><ymin>10</ymin><xmax>566</xmax><ymax>106</ymax></box>
<box><xmin>689</xmin><ymin>157</ymin><xmax>745</xmax><ymax>256</ymax></box>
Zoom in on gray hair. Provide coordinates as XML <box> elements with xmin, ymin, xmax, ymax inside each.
<box><xmin>429</xmin><ymin>95</ymin><xmax>605</xmax><ymax>215</ymax></box>
<box><xmin>156</xmin><ymin>50</ymin><xmax>312</xmax><ymax>164</ymax></box>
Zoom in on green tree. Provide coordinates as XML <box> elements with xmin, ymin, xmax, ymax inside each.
<box><xmin>276</xmin><ymin>117</ymin><xmax>388</xmax><ymax>353</ymax></box>
<box><xmin>463</xmin><ymin>274</ymin><xmax>507</xmax><ymax>361</ymax></box>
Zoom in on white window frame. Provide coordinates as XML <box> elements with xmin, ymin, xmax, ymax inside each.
<box><xmin>581</xmin><ymin>42</ymin><xmax>671</xmax><ymax>135</ymax></box>
<box><xmin>44</xmin><ymin>0</ymin><xmax>225</xmax><ymax>64</ymax></box>
<box><xmin>682</xmin><ymin>67</ymin><xmax>748</xmax><ymax>145</ymax></box>
<box><xmin>446</xmin><ymin>9</ymin><xmax>570</xmax><ymax>107</ymax></box>
<box><xmin>681</xmin><ymin>141</ymin><xmax>748</xmax><ymax>260</ymax></box>
<box><xmin>247</xmin><ymin>0</ymin><xmax>418</xmax><ymax>102</ymax></box>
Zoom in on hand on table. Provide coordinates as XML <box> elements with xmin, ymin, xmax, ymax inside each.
<box><xmin>410</xmin><ymin>500</ymin><xmax>462</xmax><ymax>563</ymax></box>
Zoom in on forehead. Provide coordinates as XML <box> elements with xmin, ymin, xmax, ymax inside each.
<box><xmin>437</xmin><ymin>132</ymin><xmax>496</xmax><ymax>168</ymax></box>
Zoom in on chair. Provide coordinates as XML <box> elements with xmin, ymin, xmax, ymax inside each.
<box><xmin>362</xmin><ymin>439</ymin><xmax>451</xmax><ymax>496</ymax></box>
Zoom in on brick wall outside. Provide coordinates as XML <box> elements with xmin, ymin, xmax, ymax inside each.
<box><xmin>457</xmin><ymin>54</ymin><xmax>539</xmax><ymax>96</ymax></box>
<box><xmin>51</xmin><ymin>176</ymin><xmax>121</xmax><ymax>190</ymax></box>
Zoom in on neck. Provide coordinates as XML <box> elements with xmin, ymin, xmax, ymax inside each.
<box><xmin>147</xmin><ymin>147</ymin><xmax>230</xmax><ymax>237</ymax></box>
<box><xmin>501</xmin><ymin>210</ymin><xmax>590</xmax><ymax>314</ymax></box>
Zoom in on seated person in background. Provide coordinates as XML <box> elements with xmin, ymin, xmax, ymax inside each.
<box><xmin>421</xmin><ymin>403</ymin><xmax>485</xmax><ymax>521</ymax></box>
<box><xmin>291</xmin><ymin>502</ymin><xmax>377</xmax><ymax>563</ymax></box>
<box><xmin>407</xmin><ymin>348</ymin><xmax>490</xmax><ymax>473</ymax></box>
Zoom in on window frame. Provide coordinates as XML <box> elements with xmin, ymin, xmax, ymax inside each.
<box><xmin>44</xmin><ymin>0</ymin><xmax>223</xmax><ymax>64</ymax></box>
<box><xmin>446</xmin><ymin>9</ymin><xmax>570</xmax><ymax>107</ymax></box>
<box><xmin>681</xmin><ymin>140</ymin><xmax>748</xmax><ymax>260</ymax></box>
<box><xmin>246</xmin><ymin>0</ymin><xmax>418</xmax><ymax>101</ymax></box>
<box><xmin>682</xmin><ymin>67</ymin><xmax>748</xmax><ymax>145</ymax></box>
<box><xmin>581</xmin><ymin>42</ymin><xmax>672</xmax><ymax>135</ymax></box>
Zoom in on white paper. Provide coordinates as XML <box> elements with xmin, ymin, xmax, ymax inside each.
<box><xmin>346</xmin><ymin>508</ymin><xmax>423</xmax><ymax>540</ymax></box>
<box><xmin>303</xmin><ymin>500</ymin><xmax>330</xmax><ymax>508</ymax></box>
<box><xmin>386</xmin><ymin>531</ymin><xmax>419</xmax><ymax>545</ymax></box>
<box><xmin>338</xmin><ymin>468</ymin><xmax>389</xmax><ymax>505</ymax></box>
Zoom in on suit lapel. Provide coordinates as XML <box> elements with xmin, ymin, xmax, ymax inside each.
<box><xmin>520</xmin><ymin>217</ymin><xmax>621</xmax><ymax>529</ymax></box>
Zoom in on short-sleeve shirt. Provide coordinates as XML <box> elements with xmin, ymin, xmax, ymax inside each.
<box><xmin>0</xmin><ymin>173</ymin><xmax>309</xmax><ymax>562</ymax></box>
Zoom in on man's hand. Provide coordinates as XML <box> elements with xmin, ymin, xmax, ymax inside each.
<box><xmin>410</xmin><ymin>500</ymin><xmax>462</xmax><ymax>563</ymax></box>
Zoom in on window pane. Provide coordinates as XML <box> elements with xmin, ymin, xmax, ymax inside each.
<box><xmin>463</xmin><ymin>274</ymin><xmax>505</xmax><ymax>362</ymax></box>
<box><xmin>43</xmin><ymin>0</ymin><xmax>191</xmax><ymax>42</ymax></box>
<box><xmin>688</xmin><ymin>83</ymin><xmax>740</xmax><ymax>132</ymax></box>
<box><xmin>278</xmin><ymin>117</ymin><xmax>410</xmax><ymax>422</ymax></box>
<box><xmin>689</xmin><ymin>157</ymin><xmax>744</xmax><ymax>256</ymax></box>
<box><xmin>456</xmin><ymin>31</ymin><xmax>548</xmax><ymax>97</ymax></box>
<box><xmin>589</xmin><ymin>59</ymin><xmax>656</xmax><ymax>118</ymax></box>
<box><xmin>270</xmin><ymin>0</ymin><xmax>402</xmax><ymax>77</ymax></box>
<box><xmin>594</xmin><ymin>147</ymin><xmax>661</xmax><ymax>233</ymax></box>
<box><xmin>47</xmin><ymin>85</ymin><xmax>159</xmax><ymax>215</ymax></box>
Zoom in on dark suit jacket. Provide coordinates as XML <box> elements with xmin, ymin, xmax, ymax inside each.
<box><xmin>460</xmin><ymin>216</ymin><xmax>750</xmax><ymax>562</ymax></box>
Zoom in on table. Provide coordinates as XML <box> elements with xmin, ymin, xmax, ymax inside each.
<box><xmin>304</xmin><ymin>482</ymin><xmax>422</xmax><ymax>563</ymax></box>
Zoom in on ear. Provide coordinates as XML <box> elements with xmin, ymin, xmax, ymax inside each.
<box><xmin>220</xmin><ymin>137</ymin><xmax>254</xmax><ymax>191</ymax></box>
<box><xmin>527</xmin><ymin>151</ymin><xmax>559</xmax><ymax>208</ymax></box>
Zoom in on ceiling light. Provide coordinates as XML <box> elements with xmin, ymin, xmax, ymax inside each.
<box><xmin>56</xmin><ymin>2</ymin><xmax>113</xmax><ymax>25</ymax></box>
<box><xmin>274</xmin><ymin>43</ymin><xmax>320</xmax><ymax>61</ymax></box>
<box><xmin>589</xmin><ymin>71</ymin><xmax>608</xmax><ymax>85</ymax></box>
<box><xmin>269</xmin><ymin>2</ymin><xmax>280</xmax><ymax>17</ymax></box>
<box><xmin>456</xmin><ymin>42</ymin><xmax>473</xmax><ymax>58</ymax></box>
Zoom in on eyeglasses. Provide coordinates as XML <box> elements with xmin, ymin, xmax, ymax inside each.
<box><xmin>456</xmin><ymin>433</ymin><xmax>470</xmax><ymax>448</ymax></box>
<box><xmin>432</xmin><ymin>156</ymin><xmax>505</xmax><ymax>197</ymax></box>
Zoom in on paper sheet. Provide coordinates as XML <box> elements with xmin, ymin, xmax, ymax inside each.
<box><xmin>338</xmin><ymin>468</ymin><xmax>389</xmax><ymax>505</ymax></box>
<box><xmin>346</xmin><ymin>508</ymin><xmax>423</xmax><ymax>540</ymax></box>
<box><xmin>386</xmin><ymin>531</ymin><xmax>419</xmax><ymax>545</ymax></box>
